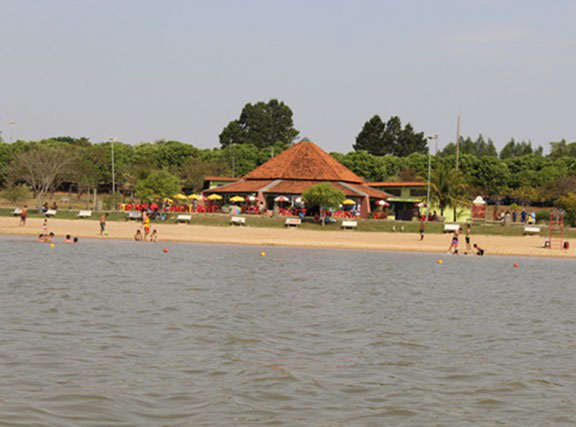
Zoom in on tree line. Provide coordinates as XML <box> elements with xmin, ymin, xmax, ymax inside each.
<box><xmin>1</xmin><ymin>98</ymin><xmax>576</xmax><ymax>222</ymax></box>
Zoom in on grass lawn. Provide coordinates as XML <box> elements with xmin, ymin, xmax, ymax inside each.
<box><xmin>2</xmin><ymin>207</ymin><xmax>574</xmax><ymax>238</ymax></box>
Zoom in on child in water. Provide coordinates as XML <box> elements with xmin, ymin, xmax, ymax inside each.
<box><xmin>134</xmin><ymin>229</ymin><xmax>143</xmax><ymax>241</ymax></box>
<box><xmin>149</xmin><ymin>229</ymin><xmax>158</xmax><ymax>242</ymax></box>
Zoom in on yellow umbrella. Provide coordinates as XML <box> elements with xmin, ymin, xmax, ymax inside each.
<box><xmin>163</xmin><ymin>198</ymin><xmax>173</xmax><ymax>203</ymax></box>
<box><xmin>207</xmin><ymin>194</ymin><xmax>222</xmax><ymax>201</ymax></box>
<box><xmin>230</xmin><ymin>195</ymin><xmax>245</xmax><ymax>203</ymax></box>
<box><xmin>173</xmin><ymin>194</ymin><xmax>187</xmax><ymax>200</ymax></box>
<box><xmin>342</xmin><ymin>199</ymin><xmax>357</xmax><ymax>205</ymax></box>
<box><xmin>187</xmin><ymin>194</ymin><xmax>202</xmax><ymax>200</ymax></box>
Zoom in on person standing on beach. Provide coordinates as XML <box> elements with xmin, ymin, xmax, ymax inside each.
<box><xmin>19</xmin><ymin>205</ymin><xmax>28</xmax><ymax>226</ymax></box>
<box><xmin>143</xmin><ymin>214</ymin><xmax>151</xmax><ymax>240</ymax></box>
<box><xmin>448</xmin><ymin>227</ymin><xmax>461</xmax><ymax>254</ymax></box>
<box><xmin>419</xmin><ymin>217</ymin><xmax>425</xmax><ymax>240</ymax></box>
<box><xmin>99</xmin><ymin>213</ymin><xmax>108</xmax><ymax>235</ymax></box>
<box><xmin>465</xmin><ymin>223</ymin><xmax>472</xmax><ymax>252</ymax></box>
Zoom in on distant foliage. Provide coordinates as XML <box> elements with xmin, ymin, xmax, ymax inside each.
<box><xmin>219</xmin><ymin>99</ymin><xmax>299</xmax><ymax>148</ymax></box>
<box><xmin>354</xmin><ymin>115</ymin><xmax>427</xmax><ymax>157</ymax></box>
<box><xmin>556</xmin><ymin>193</ymin><xmax>576</xmax><ymax>226</ymax></box>
<box><xmin>1</xmin><ymin>184</ymin><xmax>30</xmax><ymax>204</ymax></box>
<box><xmin>135</xmin><ymin>170</ymin><xmax>181</xmax><ymax>201</ymax></box>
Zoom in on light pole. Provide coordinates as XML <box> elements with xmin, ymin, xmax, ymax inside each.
<box><xmin>109</xmin><ymin>137</ymin><xmax>118</xmax><ymax>196</ymax></box>
<box><xmin>9</xmin><ymin>121</ymin><xmax>15</xmax><ymax>143</ymax></box>
<box><xmin>426</xmin><ymin>134</ymin><xmax>438</xmax><ymax>221</ymax></box>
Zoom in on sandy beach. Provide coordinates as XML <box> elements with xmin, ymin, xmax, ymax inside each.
<box><xmin>1</xmin><ymin>216</ymin><xmax>573</xmax><ymax>258</ymax></box>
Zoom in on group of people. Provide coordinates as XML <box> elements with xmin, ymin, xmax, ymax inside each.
<box><xmin>40</xmin><ymin>201</ymin><xmax>58</xmax><ymax>214</ymax></box>
<box><xmin>448</xmin><ymin>224</ymin><xmax>484</xmax><ymax>256</ymax></box>
<box><xmin>133</xmin><ymin>212</ymin><xmax>158</xmax><ymax>242</ymax></box>
<box><xmin>37</xmin><ymin>219</ymin><xmax>79</xmax><ymax>243</ymax></box>
<box><xmin>494</xmin><ymin>208</ymin><xmax>537</xmax><ymax>224</ymax></box>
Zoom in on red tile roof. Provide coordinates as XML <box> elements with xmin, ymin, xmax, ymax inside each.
<box><xmin>205</xmin><ymin>179</ymin><xmax>274</xmax><ymax>194</ymax></box>
<box><xmin>367</xmin><ymin>181</ymin><xmax>427</xmax><ymax>187</ymax></box>
<box><xmin>203</xmin><ymin>176</ymin><xmax>238</xmax><ymax>182</ymax></box>
<box><xmin>206</xmin><ymin>179</ymin><xmax>391</xmax><ymax>199</ymax></box>
<box><xmin>243</xmin><ymin>141</ymin><xmax>364</xmax><ymax>183</ymax></box>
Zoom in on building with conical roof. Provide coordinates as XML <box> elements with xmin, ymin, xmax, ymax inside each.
<box><xmin>203</xmin><ymin>141</ymin><xmax>391</xmax><ymax>217</ymax></box>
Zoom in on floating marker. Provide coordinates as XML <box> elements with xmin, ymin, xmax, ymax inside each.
<box><xmin>260</xmin><ymin>251</ymin><xmax>266</xmax><ymax>257</ymax></box>
<box><xmin>163</xmin><ymin>248</ymin><xmax>169</xmax><ymax>253</ymax></box>
<box><xmin>514</xmin><ymin>263</ymin><xmax>519</xmax><ymax>268</ymax></box>
<box><xmin>49</xmin><ymin>243</ymin><xmax>55</xmax><ymax>248</ymax></box>
<box><xmin>437</xmin><ymin>259</ymin><xmax>443</xmax><ymax>265</ymax></box>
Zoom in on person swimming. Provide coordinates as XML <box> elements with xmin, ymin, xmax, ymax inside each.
<box><xmin>64</xmin><ymin>234</ymin><xmax>73</xmax><ymax>243</ymax></box>
<box><xmin>473</xmin><ymin>243</ymin><xmax>485</xmax><ymax>256</ymax></box>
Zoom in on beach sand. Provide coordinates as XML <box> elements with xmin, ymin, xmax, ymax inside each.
<box><xmin>1</xmin><ymin>217</ymin><xmax>573</xmax><ymax>258</ymax></box>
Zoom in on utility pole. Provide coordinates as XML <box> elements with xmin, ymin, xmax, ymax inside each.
<box><xmin>9</xmin><ymin>121</ymin><xmax>15</xmax><ymax>143</ymax></box>
<box><xmin>109</xmin><ymin>137</ymin><xmax>118</xmax><ymax>197</ymax></box>
<box><xmin>455</xmin><ymin>115</ymin><xmax>461</xmax><ymax>171</ymax></box>
<box><xmin>454</xmin><ymin>115</ymin><xmax>461</xmax><ymax>222</ymax></box>
<box><xmin>231</xmin><ymin>143</ymin><xmax>235</xmax><ymax>177</ymax></box>
<box><xmin>425</xmin><ymin>134</ymin><xmax>438</xmax><ymax>222</ymax></box>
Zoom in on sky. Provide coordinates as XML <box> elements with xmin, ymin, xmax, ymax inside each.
<box><xmin>1</xmin><ymin>0</ymin><xmax>575</xmax><ymax>153</ymax></box>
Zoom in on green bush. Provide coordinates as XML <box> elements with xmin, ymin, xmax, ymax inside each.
<box><xmin>556</xmin><ymin>193</ymin><xmax>576</xmax><ymax>227</ymax></box>
<box><xmin>1</xmin><ymin>185</ymin><xmax>30</xmax><ymax>204</ymax></box>
<box><xmin>535</xmin><ymin>210</ymin><xmax>550</xmax><ymax>224</ymax></box>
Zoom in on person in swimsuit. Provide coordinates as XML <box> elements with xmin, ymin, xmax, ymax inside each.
<box><xmin>134</xmin><ymin>229</ymin><xmax>143</xmax><ymax>241</ymax></box>
<box><xmin>143</xmin><ymin>216</ymin><xmax>151</xmax><ymax>240</ymax></box>
<box><xmin>99</xmin><ymin>213</ymin><xmax>108</xmax><ymax>235</ymax></box>
<box><xmin>20</xmin><ymin>205</ymin><xmax>28</xmax><ymax>226</ymax></box>
<box><xmin>465</xmin><ymin>223</ymin><xmax>472</xmax><ymax>252</ymax></box>
<box><xmin>473</xmin><ymin>243</ymin><xmax>485</xmax><ymax>256</ymax></box>
<box><xmin>419</xmin><ymin>217</ymin><xmax>425</xmax><ymax>241</ymax></box>
<box><xmin>448</xmin><ymin>227</ymin><xmax>462</xmax><ymax>254</ymax></box>
<box><xmin>149</xmin><ymin>229</ymin><xmax>158</xmax><ymax>242</ymax></box>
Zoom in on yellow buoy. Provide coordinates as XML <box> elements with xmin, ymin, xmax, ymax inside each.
<box><xmin>50</xmin><ymin>243</ymin><xmax>55</xmax><ymax>248</ymax></box>
<box><xmin>260</xmin><ymin>251</ymin><xmax>266</xmax><ymax>257</ymax></box>
<box><xmin>437</xmin><ymin>259</ymin><xmax>443</xmax><ymax>265</ymax></box>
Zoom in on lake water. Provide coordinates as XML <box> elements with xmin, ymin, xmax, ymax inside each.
<box><xmin>0</xmin><ymin>236</ymin><xmax>574</xmax><ymax>426</ymax></box>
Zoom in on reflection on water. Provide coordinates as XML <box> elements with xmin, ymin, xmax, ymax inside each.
<box><xmin>0</xmin><ymin>236</ymin><xmax>575</xmax><ymax>426</ymax></box>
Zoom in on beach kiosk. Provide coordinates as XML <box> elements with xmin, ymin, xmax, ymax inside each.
<box><xmin>471</xmin><ymin>196</ymin><xmax>487</xmax><ymax>224</ymax></box>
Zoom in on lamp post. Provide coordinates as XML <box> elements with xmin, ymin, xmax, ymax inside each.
<box><xmin>425</xmin><ymin>134</ymin><xmax>439</xmax><ymax>221</ymax></box>
<box><xmin>108</xmin><ymin>137</ymin><xmax>118</xmax><ymax>196</ymax></box>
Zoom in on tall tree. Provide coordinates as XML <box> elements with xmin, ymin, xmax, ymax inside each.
<box><xmin>354</xmin><ymin>115</ymin><xmax>427</xmax><ymax>156</ymax></box>
<box><xmin>353</xmin><ymin>115</ymin><xmax>390</xmax><ymax>155</ymax></box>
<box><xmin>219</xmin><ymin>99</ymin><xmax>299</xmax><ymax>148</ymax></box>
<box><xmin>431</xmin><ymin>162</ymin><xmax>469</xmax><ymax>217</ymax></box>
<box><xmin>8</xmin><ymin>146</ymin><xmax>74</xmax><ymax>204</ymax></box>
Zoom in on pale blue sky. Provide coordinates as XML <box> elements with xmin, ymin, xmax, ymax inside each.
<box><xmin>1</xmin><ymin>0</ymin><xmax>575</xmax><ymax>152</ymax></box>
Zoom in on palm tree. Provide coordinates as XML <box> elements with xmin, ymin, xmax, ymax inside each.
<box><xmin>431</xmin><ymin>162</ymin><xmax>469</xmax><ymax>218</ymax></box>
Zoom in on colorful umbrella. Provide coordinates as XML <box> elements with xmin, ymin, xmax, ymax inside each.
<box><xmin>274</xmin><ymin>196</ymin><xmax>289</xmax><ymax>203</ymax></box>
<box><xmin>187</xmin><ymin>194</ymin><xmax>202</xmax><ymax>200</ymax></box>
<box><xmin>207</xmin><ymin>194</ymin><xmax>223</xmax><ymax>201</ymax></box>
<box><xmin>173</xmin><ymin>194</ymin><xmax>187</xmax><ymax>200</ymax></box>
<box><xmin>377</xmin><ymin>200</ymin><xmax>390</xmax><ymax>207</ymax></box>
<box><xmin>230</xmin><ymin>196</ymin><xmax>245</xmax><ymax>203</ymax></box>
<box><xmin>342</xmin><ymin>199</ymin><xmax>357</xmax><ymax>205</ymax></box>
<box><xmin>247</xmin><ymin>195</ymin><xmax>257</xmax><ymax>202</ymax></box>
<box><xmin>294</xmin><ymin>196</ymin><xmax>304</xmax><ymax>204</ymax></box>
<box><xmin>163</xmin><ymin>198</ymin><xmax>173</xmax><ymax>203</ymax></box>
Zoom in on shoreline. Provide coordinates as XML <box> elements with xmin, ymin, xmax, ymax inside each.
<box><xmin>1</xmin><ymin>217</ymin><xmax>574</xmax><ymax>259</ymax></box>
